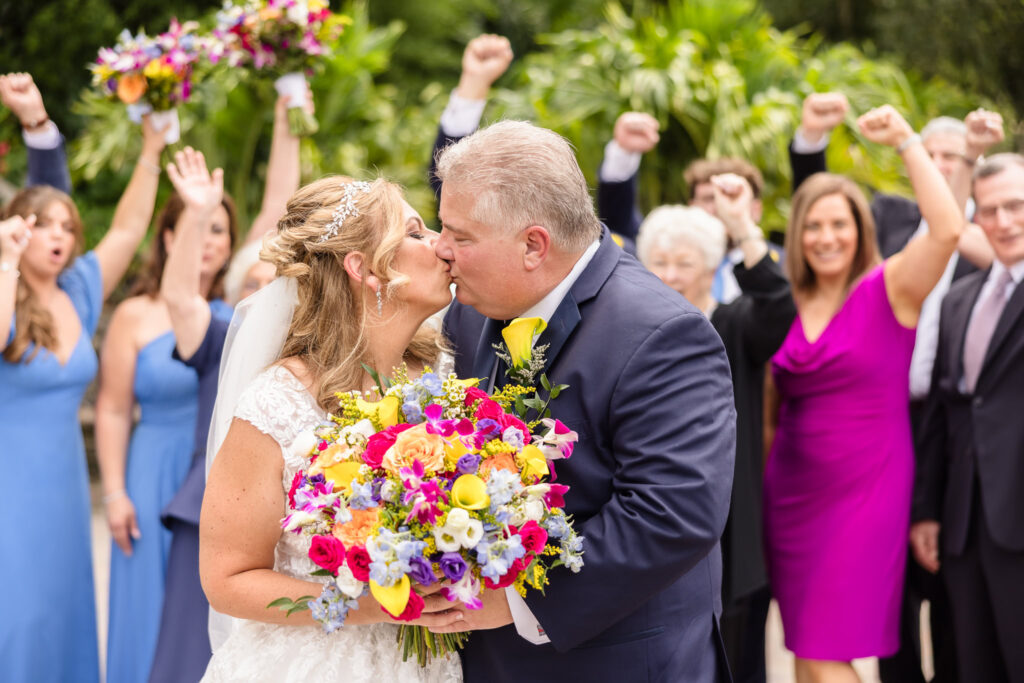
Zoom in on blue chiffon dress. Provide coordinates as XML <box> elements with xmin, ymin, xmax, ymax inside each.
<box><xmin>0</xmin><ymin>252</ymin><xmax>103</xmax><ymax>683</ymax></box>
<box><xmin>106</xmin><ymin>300</ymin><xmax>232</xmax><ymax>683</ymax></box>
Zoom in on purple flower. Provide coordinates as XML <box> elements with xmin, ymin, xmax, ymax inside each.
<box><xmin>456</xmin><ymin>453</ymin><xmax>481</xmax><ymax>475</ymax></box>
<box><xmin>439</xmin><ymin>552</ymin><xmax>467</xmax><ymax>582</ymax></box>
<box><xmin>408</xmin><ymin>556</ymin><xmax>436</xmax><ymax>586</ymax></box>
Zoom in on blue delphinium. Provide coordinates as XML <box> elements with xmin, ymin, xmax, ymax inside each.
<box><xmin>486</xmin><ymin>469</ymin><xmax>522</xmax><ymax>508</ymax></box>
<box><xmin>308</xmin><ymin>584</ymin><xmax>359</xmax><ymax>634</ymax></box>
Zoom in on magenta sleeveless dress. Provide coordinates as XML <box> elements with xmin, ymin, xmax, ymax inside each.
<box><xmin>764</xmin><ymin>263</ymin><xmax>916</xmax><ymax>660</ymax></box>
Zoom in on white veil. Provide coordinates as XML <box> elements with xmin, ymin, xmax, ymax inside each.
<box><xmin>205</xmin><ymin>275</ymin><xmax>298</xmax><ymax>650</ymax></box>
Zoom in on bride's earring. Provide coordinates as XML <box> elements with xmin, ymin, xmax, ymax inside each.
<box><xmin>376</xmin><ymin>286</ymin><xmax>383</xmax><ymax>315</ymax></box>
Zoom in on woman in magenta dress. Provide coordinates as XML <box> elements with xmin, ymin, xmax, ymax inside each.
<box><xmin>764</xmin><ymin>105</ymin><xmax>966</xmax><ymax>682</ymax></box>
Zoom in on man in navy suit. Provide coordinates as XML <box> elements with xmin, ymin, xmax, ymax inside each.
<box><xmin>430</xmin><ymin>119</ymin><xmax>736</xmax><ymax>682</ymax></box>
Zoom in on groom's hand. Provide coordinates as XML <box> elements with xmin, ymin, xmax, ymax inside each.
<box><xmin>428</xmin><ymin>585</ymin><xmax>513</xmax><ymax>633</ymax></box>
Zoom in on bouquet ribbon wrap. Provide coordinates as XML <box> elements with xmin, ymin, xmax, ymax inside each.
<box><xmin>274</xmin><ymin>72</ymin><xmax>318</xmax><ymax>136</ymax></box>
<box><xmin>127</xmin><ymin>103</ymin><xmax>181</xmax><ymax>145</ymax></box>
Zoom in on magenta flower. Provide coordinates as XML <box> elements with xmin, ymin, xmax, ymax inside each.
<box><xmin>401</xmin><ymin>460</ymin><xmax>449</xmax><ymax>525</ymax></box>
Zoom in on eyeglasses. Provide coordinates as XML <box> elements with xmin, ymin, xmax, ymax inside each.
<box><xmin>975</xmin><ymin>198</ymin><xmax>1024</xmax><ymax>223</ymax></box>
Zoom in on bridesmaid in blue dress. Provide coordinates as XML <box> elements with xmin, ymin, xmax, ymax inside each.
<box><xmin>146</xmin><ymin>97</ymin><xmax>303</xmax><ymax>683</ymax></box>
<box><xmin>0</xmin><ymin>117</ymin><xmax>164</xmax><ymax>683</ymax></box>
<box><xmin>95</xmin><ymin>191</ymin><xmax>236</xmax><ymax>683</ymax></box>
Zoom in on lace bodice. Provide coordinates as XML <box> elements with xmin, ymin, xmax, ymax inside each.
<box><xmin>202</xmin><ymin>365</ymin><xmax>461</xmax><ymax>683</ymax></box>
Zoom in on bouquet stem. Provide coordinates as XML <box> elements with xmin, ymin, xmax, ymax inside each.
<box><xmin>275</xmin><ymin>72</ymin><xmax>318</xmax><ymax>137</ymax></box>
<box><xmin>396</xmin><ymin>625</ymin><xmax>470</xmax><ymax>667</ymax></box>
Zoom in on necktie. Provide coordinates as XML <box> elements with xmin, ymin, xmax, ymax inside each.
<box><xmin>962</xmin><ymin>269</ymin><xmax>1014</xmax><ymax>393</ymax></box>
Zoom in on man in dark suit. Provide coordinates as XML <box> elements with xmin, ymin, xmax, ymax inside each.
<box><xmin>430</xmin><ymin>119</ymin><xmax>736</xmax><ymax>682</ymax></box>
<box><xmin>789</xmin><ymin>92</ymin><xmax>1003</xmax><ymax>683</ymax></box>
<box><xmin>912</xmin><ymin>153</ymin><xmax>1024</xmax><ymax>683</ymax></box>
<box><xmin>0</xmin><ymin>72</ymin><xmax>72</xmax><ymax>197</ymax></box>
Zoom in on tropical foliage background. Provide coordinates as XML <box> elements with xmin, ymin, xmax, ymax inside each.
<box><xmin>2</xmin><ymin>0</ymin><xmax>1022</xmax><ymax>248</ymax></box>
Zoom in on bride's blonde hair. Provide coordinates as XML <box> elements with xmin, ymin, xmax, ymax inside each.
<box><xmin>261</xmin><ymin>176</ymin><xmax>447</xmax><ymax>412</ymax></box>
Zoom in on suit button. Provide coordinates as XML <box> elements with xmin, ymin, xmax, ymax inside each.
<box><xmin>973</xmin><ymin>396</ymin><xmax>984</xmax><ymax>408</ymax></box>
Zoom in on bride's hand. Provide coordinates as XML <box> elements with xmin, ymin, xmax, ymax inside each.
<box><xmin>361</xmin><ymin>579</ymin><xmax>465</xmax><ymax>629</ymax></box>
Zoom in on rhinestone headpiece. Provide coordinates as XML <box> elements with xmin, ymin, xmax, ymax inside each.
<box><xmin>319</xmin><ymin>180</ymin><xmax>373</xmax><ymax>242</ymax></box>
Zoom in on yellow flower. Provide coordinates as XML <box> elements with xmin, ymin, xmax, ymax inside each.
<box><xmin>370</xmin><ymin>575</ymin><xmax>410</xmax><ymax>618</ymax></box>
<box><xmin>517</xmin><ymin>444</ymin><xmax>549</xmax><ymax>481</ymax></box>
<box><xmin>322</xmin><ymin>460</ymin><xmax>362</xmax><ymax>492</ymax></box>
<box><xmin>451</xmin><ymin>474</ymin><xmax>490</xmax><ymax>510</ymax></box>
<box><xmin>355</xmin><ymin>395</ymin><xmax>401</xmax><ymax>428</ymax></box>
<box><xmin>501</xmin><ymin>317</ymin><xmax>546</xmax><ymax>369</ymax></box>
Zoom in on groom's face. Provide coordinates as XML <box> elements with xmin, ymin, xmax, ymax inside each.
<box><xmin>436</xmin><ymin>186</ymin><xmax>528</xmax><ymax>320</ymax></box>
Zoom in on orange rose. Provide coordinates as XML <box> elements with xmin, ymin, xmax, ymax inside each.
<box><xmin>382</xmin><ymin>424</ymin><xmax>446</xmax><ymax>473</ymax></box>
<box><xmin>478</xmin><ymin>452</ymin><xmax>519</xmax><ymax>480</ymax></box>
<box><xmin>333</xmin><ymin>508</ymin><xmax>381</xmax><ymax>547</ymax></box>
<box><xmin>116</xmin><ymin>73</ymin><xmax>147</xmax><ymax>104</ymax></box>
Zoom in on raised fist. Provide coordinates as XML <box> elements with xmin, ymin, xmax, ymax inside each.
<box><xmin>710</xmin><ymin>173</ymin><xmax>756</xmax><ymax>241</ymax></box>
<box><xmin>0</xmin><ymin>72</ymin><xmax>48</xmax><ymax>129</ymax></box>
<box><xmin>456</xmin><ymin>34</ymin><xmax>514</xmax><ymax>100</ymax></box>
<box><xmin>800</xmin><ymin>92</ymin><xmax>848</xmax><ymax>144</ymax></box>
<box><xmin>612</xmin><ymin>112</ymin><xmax>660</xmax><ymax>154</ymax></box>
<box><xmin>857</xmin><ymin>105</ymin><xmax>916</xmax><ymax>150</ymax></box>
<box><xmin>964</xmin><ymin>108</ymin><xmax>1004</xmax><ymax>161</ymax></box>
<box><xmin>0</xmin><ymin>214</ymin><xmax>36</xmax><ymax>264</ymax></box>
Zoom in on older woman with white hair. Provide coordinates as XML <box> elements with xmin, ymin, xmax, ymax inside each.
<box><xmin>636</xmin><ymin>175</ymin><xmax>796</xmax><ymax>683</ymax></box>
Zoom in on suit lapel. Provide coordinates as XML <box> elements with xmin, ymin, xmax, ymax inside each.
<box><xmin>980</xmin><ymin>275</ymin><xmax>1024</xmax><ymax>378</ymax></box>
<box><xmin>948</xmin><ymin>271</ymin><xmax>988</xmax><ymax>388</ymax></box>
<box><xmin>471</xmin><ymin>316</ymin><xmax>504</xmax><ymax>391</ymax></box>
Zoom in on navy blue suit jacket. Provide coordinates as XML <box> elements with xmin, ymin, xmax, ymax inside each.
<box><xmin>26</xmin><ymin>135</ymin><xmax>72</xmax><ymax>195</ymax></box>
<box><xmin>443</xmin><ymin>228</ymin><xmax>736</xmax><ymax>682</ymax></box>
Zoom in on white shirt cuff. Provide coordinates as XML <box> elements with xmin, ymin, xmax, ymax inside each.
<box><xmin>440</xmin><ymin>90</ymin><xmax>486</xmax><ymax>139</ymax></box>
<box><xmin>22</xmin><ymin>121</ymin><xmax>61</xmax><ymax>150</ymax></box>
<box><xmin>791</xmin><ymin>128</ymin><xmax>829</xmax><ymax>154</ymax></box>
<box><xmin>505</xmin><ymin>587</ymin><xmax>551</xmax><ymax>644</ymax></box>
<box><xmin>599</xmin><ymin>140</ymin><xmax>642</xmax><ymax>183</ymax></box>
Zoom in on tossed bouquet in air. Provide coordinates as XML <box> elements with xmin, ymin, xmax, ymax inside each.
<box><xmin>271</xmin><ymin>360</ymin><xmax>584</xmax><ymax>665</ymax></box>
<box><xmin>90</xmin><ymin>19</ymin><xmax>210</xmax><ymax>144</ymax></box>
<box><xmin>214</xmin><ymin>0</ymin><xmax>348</xmax><ymax>135</ymax></box>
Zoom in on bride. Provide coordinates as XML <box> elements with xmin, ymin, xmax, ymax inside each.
<box><xmin>198</xmin><ymin>175</ymin><xmax>463</xmax><ymax>681</ymax></box>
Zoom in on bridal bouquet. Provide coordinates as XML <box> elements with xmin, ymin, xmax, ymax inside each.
<box><xmin>89</xmin><ymin>20</ymin><xmax>209</xmax><ymax>144</ymax></box>
<box><xmin>271</xmin><ymin>366</ymin><xmax>585</xmax><ymax>665</ymax></box>
<box><xmin>213</xmin><ymin>0</ymin><xmax>348</xmax><ymax>136</ymax></box>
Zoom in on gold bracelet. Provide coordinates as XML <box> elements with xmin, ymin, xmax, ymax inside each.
<box><xmin>138</xmin><ymin>157</ymin><xmax>162</xmax><ymax>175</ymax></box>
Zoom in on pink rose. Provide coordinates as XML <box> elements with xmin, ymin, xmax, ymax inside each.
<box><xmin>308</xmin><ymin>535</ymin><xmax>346</xmax><ymax>576</ymax></box>
<box><xmin>474</xmin><ymin>399</ymin><xmax>504</xmax><ymax>423</ymax></box>
<box><xmin>498</xmin><ymin>412</ymin><xmax>530</xmax><ymax>444</ymax></box>
<box><xmin>483</xmin><ymin>556</ymin><xmax>528</xmax><ymax>589</ymax></box>
<box><xmin>517</xmin><ymin>521</ymin><xmax>548</xmax><ymax>554</ymax></box>
<box><xmin>287</xmin><ymin>471</ymin><xmax>302</xmax><ymax>508</ymax></box>
<box><xmin>464</xmin><ymin>386</ymin><xmax>490</xmax><ymax>407</ymax></box>
<box><xmin>346</xmin><ymin>544</ymin><xmax>371</xmax><ymax>581</ymax></box>
<box><xmin>363</xmin><ymin>423</ymin><xmax>413</xmax><ymax>468</ymax></box>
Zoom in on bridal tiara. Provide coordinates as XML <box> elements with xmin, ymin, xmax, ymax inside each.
<box><xmin>318</xmin><ymin>180</ymin><xmax>373</xmax><ymax>242</ymax></box>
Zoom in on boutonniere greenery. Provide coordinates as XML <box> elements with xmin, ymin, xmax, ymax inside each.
<box><xmin>494</xmin><ymin>317</ymin><xmax>569</xmax><ymax>425</ymax></box>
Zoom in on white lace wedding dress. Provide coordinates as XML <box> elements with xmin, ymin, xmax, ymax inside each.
<box><xmin>201</xmin><ymin>365</ymin><xmax>462</xmax><ymax>682</ymax></box>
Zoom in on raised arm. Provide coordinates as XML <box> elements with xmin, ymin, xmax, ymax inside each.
<box><xmin>246</xmin><ymin>95</ymin><xmax>306</xmax><ymax>245</ymax></box>
<box><xmin>94</xmin><ymin>301</ymin><xmax>143</xmax><ymax>556</ymax></box>
<box><xmin>860</xmin><ymin>106</ymin><xmax>963</xmax><ymax>327</ymax></box>
<box><xmin>160</xmin><ymin>148</ymin><xmax>222</xmax><ymax>360</ymax></box>
<box><xmin>0</xmin><ymin>72</ymin><xmax>71</xmax><ymax>194</ymax></box>
<box><xmin>93</xmin><ymin>116</ymin><xmax>167</xmax><ymax>298</ymax></box>
<box><xmin>0</xmin><ymin>214</ymin><xmax>33</xmax><ymax>352</ymax></box>
<box><xmin>789</xmin><ymin>92</ymin><xmax>848</xmax><ymax>194</ymax></box>
<box><xmin>429</xmin><ymin>34</ymin><xmax>513</xmax><ymax>202</ymax></box>
<box><xmin>597</xmin><ymin>112</ymin><xmax>659</xmax><ymax>240</ymax></box>
<box><xmin>947</xmin><ymin>109</ymin><xmax>1003</xmax><ymax>269</ymax></box>
<box><xmin>712</xmin><ymin>173</ymin><xmax>796</xmax><ymax>363</ymax></box>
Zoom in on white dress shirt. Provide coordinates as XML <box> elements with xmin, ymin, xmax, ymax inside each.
<box><xmin>503</xmin><ymin>238</ymin><xmax>600</xmax><ymax>645</ymax></box>
<box><xmin>22</xmin><ymin>121</ymin><xmax>61</xmax><ymax>150</ymax></box>
<box><xmin>598</xmin><ymin>139</ymin><xmax>642</xmax><ymax>183</ymax></box>
<box><xmin>439</xmin><ymin>90</ymin><xmax>486</xmax><ymax>139</ymax></box>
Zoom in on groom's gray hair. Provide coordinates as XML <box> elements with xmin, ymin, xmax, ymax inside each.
<box><xmin>435</xmin><ymin>120</ymin><xmax>602</xmax><ymax>253</ymax></box>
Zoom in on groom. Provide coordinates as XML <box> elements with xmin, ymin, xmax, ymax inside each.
<box><xmin>432</xmin><ymin>120</ymin><xmax>736</xmax><ymax>681</ymax></box>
